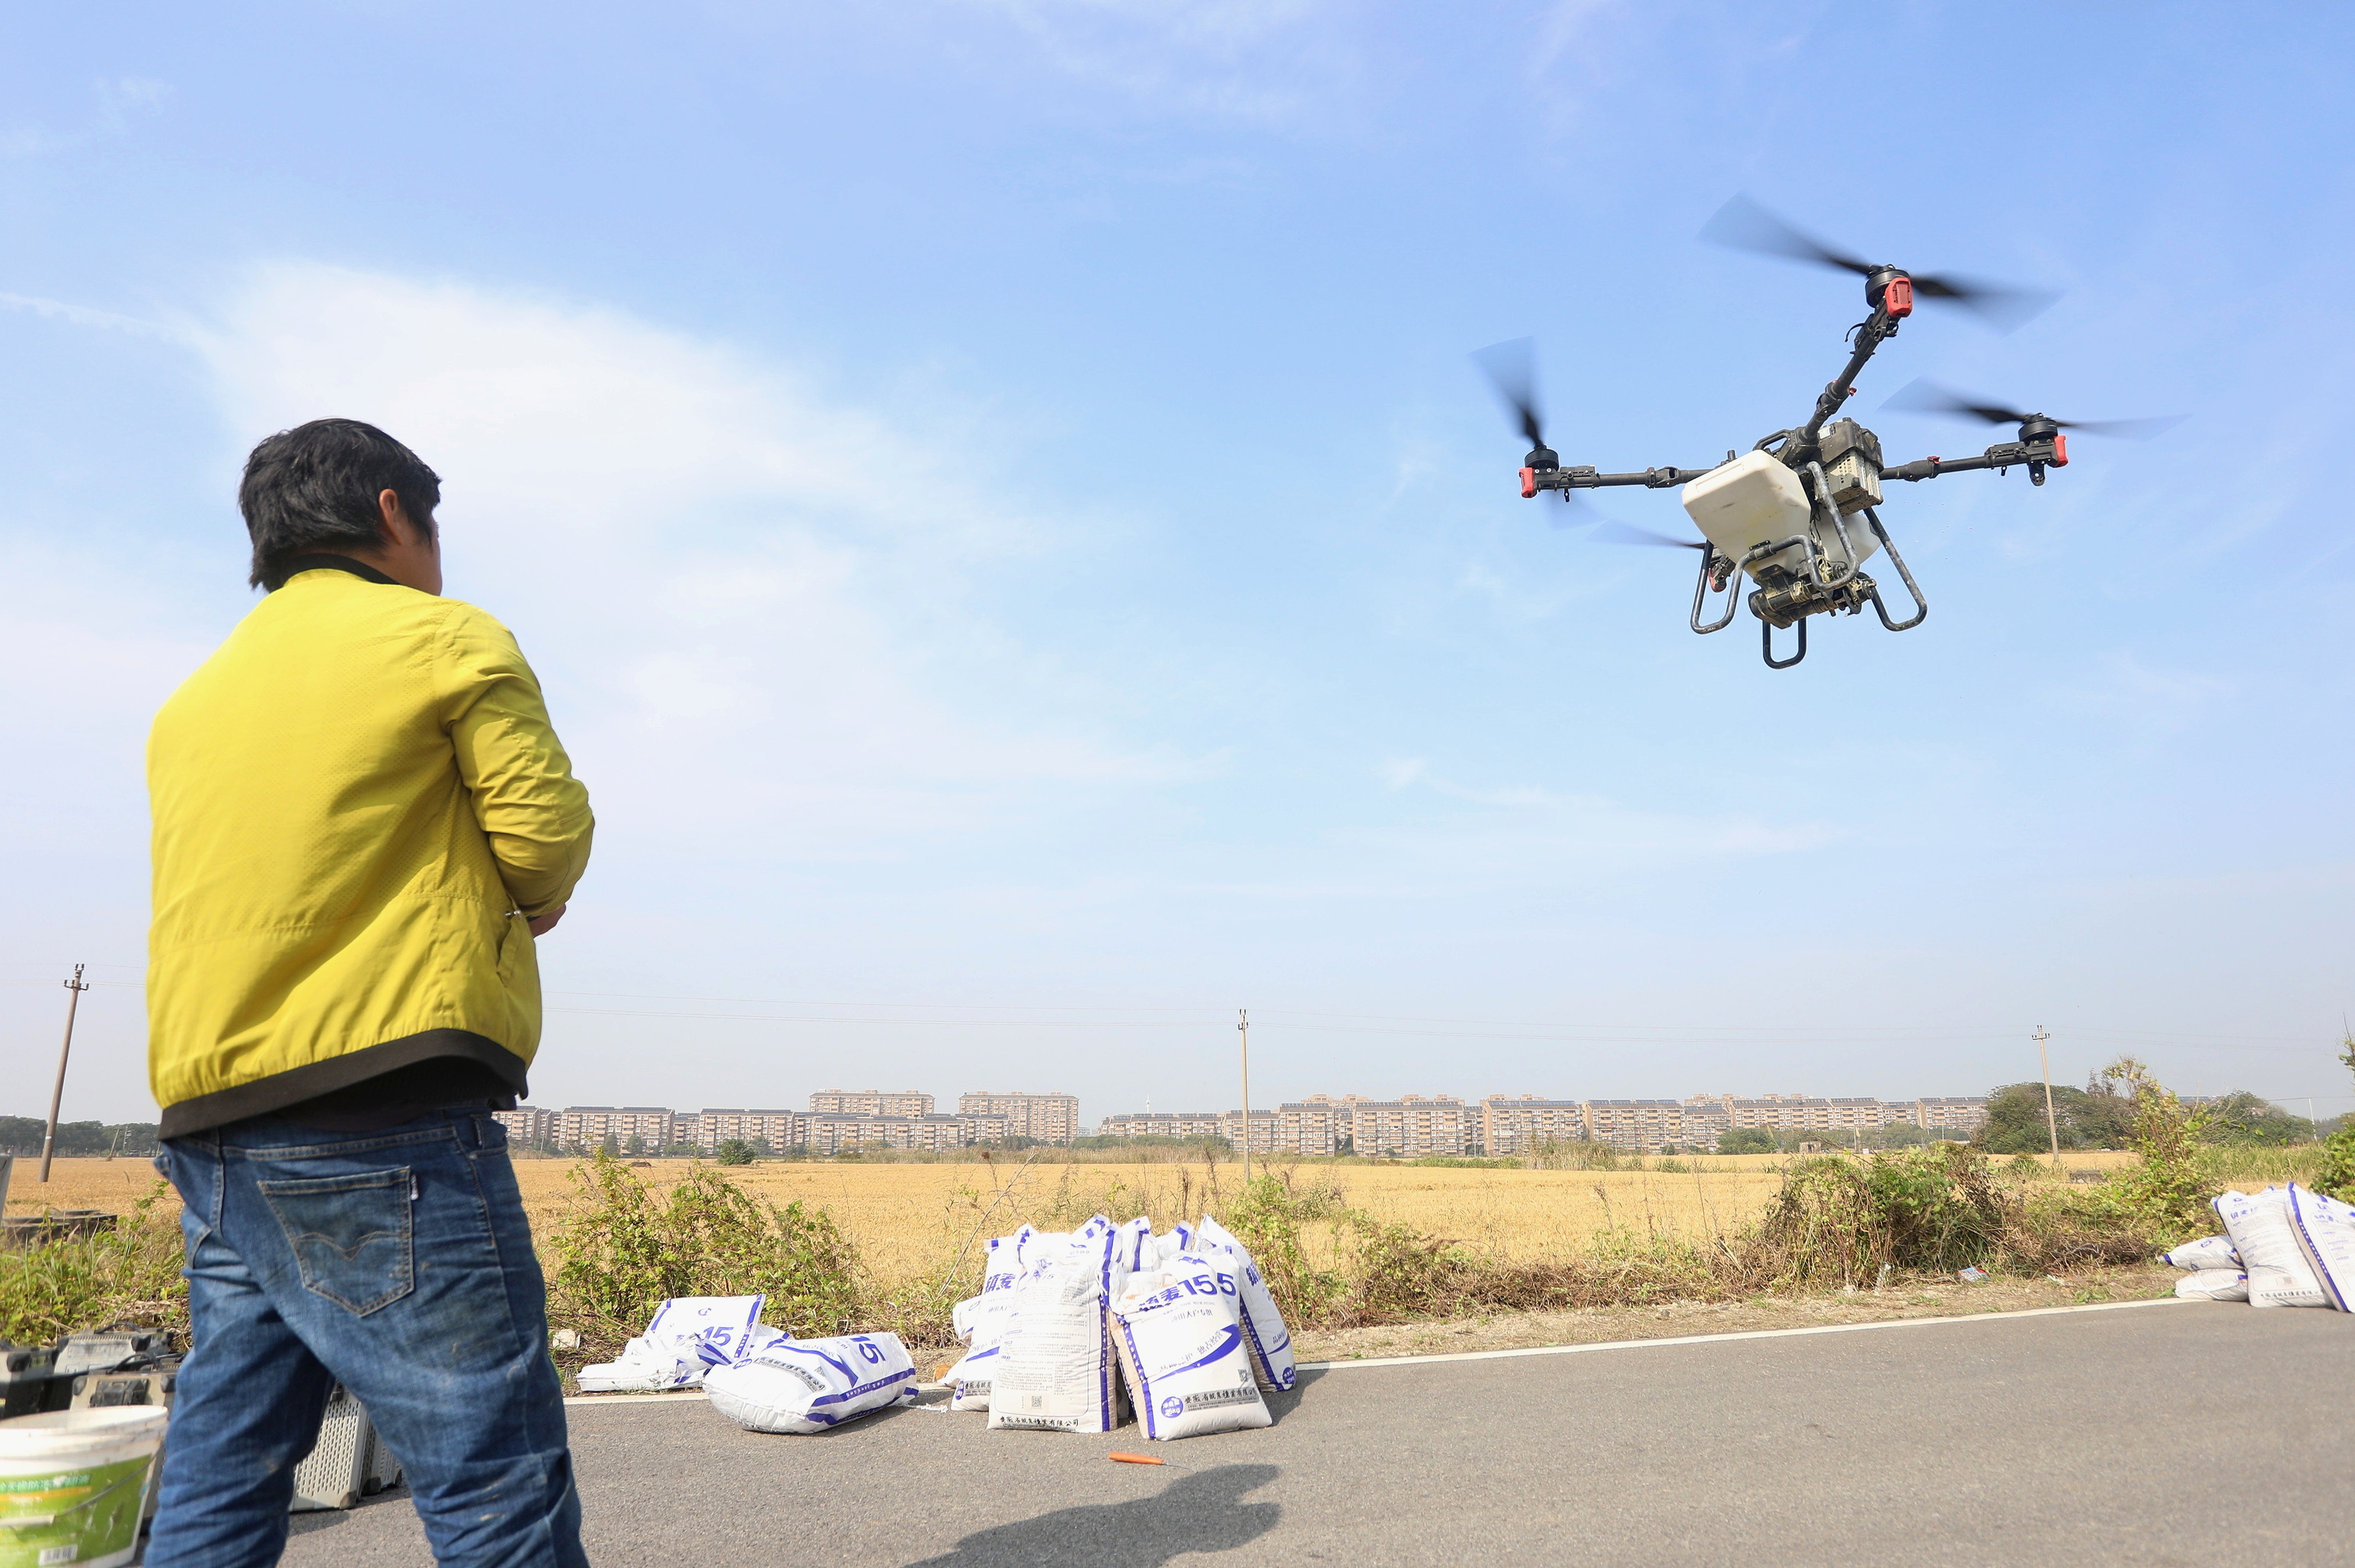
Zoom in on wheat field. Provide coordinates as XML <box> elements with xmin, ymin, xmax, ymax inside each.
<box><xmin>12</xmin><ymin>1149</ymin><xmax>2155</xmax><ymax>1293</ymax></box>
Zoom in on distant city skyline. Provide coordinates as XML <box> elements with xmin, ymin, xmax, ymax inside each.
<box><xmin>492</xmin><ymin>1084</ymin><xmax>1993</xmax><ymax>1157</ymax></box>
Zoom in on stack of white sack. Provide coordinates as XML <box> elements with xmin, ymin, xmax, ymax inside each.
<box><xmin>944</xmin><ymin>1211</ymin><xmax>1298</xmax><ymax>1436</ymax></box>
<box><xmin>1111</xmin><ymin>1254</ymin><xmax>1272</xmax><ymax>1441</ymax></box>
<box><xmin>2160</xmin><ymin>1234</ymin><xmax>2249</xmax><ymax>1301</ymax></box>
<box><xmin>703</xmin><ymin>1334</ymin><xmax>919</xmax><ymax>1433</ymax></box>
<box><xmin>577</xmin><ymin>1295</ymin><xmax>786</xmax><ymax>1391</ymax></box>
<box><xmin>2197</xmin><ymin>1186</ymin><xmax>2354</xmax><ymax>1311</ymax></box>
<box><xmin>985</xmin><ymin>1217</ymin><xmax>1141</xmax><ymax>1433</ymax></box>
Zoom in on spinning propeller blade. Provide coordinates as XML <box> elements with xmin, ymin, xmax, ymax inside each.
<box><xmin>1699</xmin><ymin>196</ymin><xmax>2058</xmax><ymax>330</ymax></box>
<box><xmin>1471</xmin><ymin>336</ymin><xmax>1546</xmax><ymax>449</ymax></box>
<box><xmin>1882</xmin><ymin>379</ymin><xmax>2186</xmax><ymax>439</ymax></box>
<box><xmin>1587</xmin><ymin>519</ymin><xmax>1708</xmax><ymax>551</ymax></box>
<box><xmin>1699</xmin><ymin>195</ymin><xmax>1873</xmax><ymax>276</ymax></box>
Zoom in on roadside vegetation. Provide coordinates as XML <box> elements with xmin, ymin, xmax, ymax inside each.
<box><xmin>5</xmin><ymin>1049</ymin><xmax>2348</xmax><ymax>1359</ymax></box>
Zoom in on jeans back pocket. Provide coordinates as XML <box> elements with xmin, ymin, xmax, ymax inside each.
<box><xmin>257</xmin><ymin>1167</ymin><xmax>417</xmax><ymax>1316</ymax></box>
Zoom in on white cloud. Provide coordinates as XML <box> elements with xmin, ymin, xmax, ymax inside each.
<box><xmin>961</xmin><ymin>0</ymin><xmax>1349</xmax><ymax>123</ymax></box>
<box><xmin>2042</xmin><ymin>651</ymin><xmax>2232</xmax><ymax>734</ymax></box>
<box><xmin>191</xmin><ymin>263</ymin><xmax>1205</xmax><ymax>863</ymax></box>
<box><xmin>1368</xmin><ymin>756</ymin><xmax>1834</xmax><ymax>866</ymax></box>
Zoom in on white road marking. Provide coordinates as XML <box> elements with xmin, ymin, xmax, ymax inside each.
<box><xmin>1295</xmin><ymin>1295</ymin><xmax>2196</xmax><ymax>1372</ymax></box>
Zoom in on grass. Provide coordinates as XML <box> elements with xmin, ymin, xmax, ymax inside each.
<box><xmin>5</xmin><ymin>1140</ymin><xmax>2334</xmax><ymax>1355</ymax></box>
<box><xmin>0</xmin><ymin>1182</ymin><xmax>188</xmax><ymax>1347</ymax></box>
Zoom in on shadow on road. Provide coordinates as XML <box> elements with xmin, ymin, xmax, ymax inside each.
<box><xmin>905</xmin><ymin>1464</ymin><xmax>1281</xmax><ymax>1567</ymax></box>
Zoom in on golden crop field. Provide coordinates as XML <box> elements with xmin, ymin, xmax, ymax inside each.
<box><xmin>13</xmin><ymin>1148</ymin><xmax>2154</xmax><ymax>1292</ymax></box>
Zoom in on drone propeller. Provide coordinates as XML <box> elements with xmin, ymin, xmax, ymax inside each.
<box><xmin>1471</xmin><ymin>336</ymin><xmax>1548</xmax><ymax>452</ymax></box>
<box><xmin>1698</xmin><ymin>196</ymin><xmax>2058</xmax><ymax>331</ymax></box>
<box><xmin>1587</xmin><ymin>519</ymin><xmax>1707</xmax><ymax>551</ymax></box>
<box><xmin>1881</xmin><ymin>378</ymin><xmax>2186</xmax><ymax>439</ymax></box>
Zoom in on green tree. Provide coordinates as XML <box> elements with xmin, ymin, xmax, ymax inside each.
<box><xmin>2200</xmin><ymin>1092</ymin><xmax>2314</xmax><ymax>1147</ymax></box>
<box><xmin>2314</xmin><ymin>1034</ymin><xmax>2355</xmax><ymax>1201</ymax></box>
<box><xmin>714</xmin><ymin>1140</ymin><xmax>757</xmax><ymax>1166</ymax></box>
<box><xmin>1975</xmin><ymin>1081</ymin><xmax>2133</xmax><ymax>1154</ymax></box>
<box><xmin>1718</xmin><ymin>1128</ymin><xmax>1777</xmax><ymax>1154</ymax></box>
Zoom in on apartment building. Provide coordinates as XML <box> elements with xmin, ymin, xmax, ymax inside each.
<box><xmin>1348</xmin><ymin>1095</ymin><xmax>1470</xmax><ymax>1157</ymax></box>
<box><xmin>809</xmin><ymin>1090</ymin><xmax>935</xmax><ymax>1118</ymax></box>
<box><xmin>1480</xmin><ymin>1096</ymin><xmax>1590</xmax><ymax>1156</ymax></box>
<box><xmin>957</xmin><ymin>1092</ymin><xmax>1080</xmax><ymax>1145</ymax></box>
<box><xmin>555</xmin><ymin>1106</ymin><xmax>681</xmax><ymax>1150</ymax></box>
<box><xmin>1273</xmin><ymin>1100</ymin><xmax>1342</xmax><ymax>1157</ymax></box>
<box><xmin>1908</xmin><ymin>1096</ymin><xmax>1991</xmax><ymax>1135</ymax></box>
<box><xmin>1583</xmin><ymin>1099</ymin><xmax>1687</xmax><ymax>1153</ymax></box>
<box><xmin>493</xmin><ymin>1105</ymin><xmax>556</xmax><ymax>1146</ymax></box>
<box><xmin>1678</xmin><ymin>1097</ymin><xmax>1732</xmax><ymax>1146</ymax></box>
<box><xmin>685</xmin><ymin>1109</ymin><xmax>804</xmax><ymax>1153</ymax></box>
<box><xmin>1097</xmin><ymin>1112</ymin><xmax>1227</xmax><ymax>1141</ymax></box>
<box><xmin>802</xmin><ymin>1111</ymin><xmax>968</xmax><ymax>1155</ymax></box>
<box><xmin>960</xmin><ymin>1112</ymin><xmax>1013</xmax><ymax>1144</ymax></box>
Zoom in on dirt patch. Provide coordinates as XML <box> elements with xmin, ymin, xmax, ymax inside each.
<box><xmin>1291</xmin><ymin>1263</ymin><xmax>2181</xmax><ymax>1362</ymax></box>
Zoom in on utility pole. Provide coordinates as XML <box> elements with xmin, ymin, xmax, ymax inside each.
<box><xmin>2034</xmin><ymin>1025</ymin><xmax>2061</xmax><ymax>1173</ymax></box>
<box><xmin>40</xmin><ymin>965</ymin><xmax>91</xmax><ymax>1182</ymax></box>
<box><xmin>1238</xmin><ymin>1009</ymin><xmax>1252</xmax><ymax>1186</ymax></box>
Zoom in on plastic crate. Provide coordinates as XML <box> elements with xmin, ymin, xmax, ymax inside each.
<box><xmin>289</xmin><ymin>1385</ymin><xmax>374</xmax><ymax>1512</ymax></box>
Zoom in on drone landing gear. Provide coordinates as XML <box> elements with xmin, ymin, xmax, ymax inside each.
<box><xmin>1761</xmin><ymin>614</ymin><xmax>1806</xmax><ymax>669</ymax></box>
<box><xmin>1860</xmin><ymin>507</ymin><xmax>1927</xmax><ymax>631</ymax></box>
<box><xmin>1690</xmin><ymin>551</ymin><xmax>1739</xmax><ymax>633</ymax></box>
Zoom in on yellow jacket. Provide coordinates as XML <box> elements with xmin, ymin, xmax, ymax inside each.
<box><xmin>148</xmin><ymin>560</ymin><xmax>593</xmax><ymax>1137</ymax></box>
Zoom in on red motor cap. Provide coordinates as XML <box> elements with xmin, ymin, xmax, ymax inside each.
<box><xmin>1883</xmin><ymin>276</ymin><xmax>1915</xmax><ymax>318</ymax></box>
<box><xmin>1520</xmin><ymin>466</ymin><xmax>1538</xmax><ymax>498</ymax></box>
<box><xmin>2051</xmin><ymin>433</ymin><xmax>2068</xmax><ymax>466</ymax></box>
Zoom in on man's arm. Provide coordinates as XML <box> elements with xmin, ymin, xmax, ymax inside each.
<box><xmin>442</xmin><ymin>607</ymin><xmax>594</xmax><ymax>920</ymax></box>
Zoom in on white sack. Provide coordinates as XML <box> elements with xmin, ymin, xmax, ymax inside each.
<box><xmin>2172</xmin><ymin>1269</ymin><xmax>2251</xmax><ymax>1301</ymax></box>
<box><xmin>577</xmin><ymin>1337</ymin><xmax>700</xmax><ymax>1393</ymax></box>
<box><xmin>1115</xmin><ymin>1215</ymin><xmax>1155</xmax><ymax>1273</ymax></box>
<box><xmin>2213</xmin><ymin>1189</ymin><xmax>2329</xmax><ymax>1309</ymax></box>
<box><xmin>576</xmin><ymin>1294</ymin><xmax>769</xmax><ymax>1390</ymax></box>
<box><xmin>1192</xmin><ymin>1216</ymin><xmax>1297</xmax><ymax>1393</ymax></box>
<box><xmin>2286</xmin><ymin>1184</ymin><xmax>2355</xmax><ymax>1311</ymax></box>
<box><xmin>2162</xmin><ymin>1236</ymin><xmax>2242</xmax><ymax>1272</ymax></box>
<box><xmin>944</xmin><ymin>1283</ymin><xmax>1019</xmax><ymax>1412</ymax></box>
<box><xmin>987</xmin><ymin>1232</ymin><xmax>1127</xmax><ymax>1433</ymax></box>
<box><xmin>703</xmin><ymin>1333</ymin><xmax>917</xmax><ymax>1433</ymax></box>
<box><xmin>1112</xmin><ymin>1257</ymin><xmax>1273</xmax><ymax>1441</ymax></box>
<box><xmin>1150</xmin><ymin>1224</ymin><xmax>1197</xmax><ymax>1265</ymax></box>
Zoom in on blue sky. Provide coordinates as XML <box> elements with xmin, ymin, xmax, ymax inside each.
<box><xmin>4</xmin><ymin>2</ymin><xmax>2351</xmax><ymax>1128</ymax></box>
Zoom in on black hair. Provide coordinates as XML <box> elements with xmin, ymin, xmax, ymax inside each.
<box><xmin>239</xmin><ymin>418</ymin><xmax>441</xmax><ymax>588</ymax></box>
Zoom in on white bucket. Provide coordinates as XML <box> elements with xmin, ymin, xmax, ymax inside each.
<box><xmin>0</xmin><ymin>1407</ymin><xmax>169</xmax><ymax>1568</ymax></box>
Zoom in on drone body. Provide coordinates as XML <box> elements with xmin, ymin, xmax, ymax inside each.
<box><xmin>1482</xmin><ymin>199</ymin><xmax>2164</xmax><ymax>669</ymax></box>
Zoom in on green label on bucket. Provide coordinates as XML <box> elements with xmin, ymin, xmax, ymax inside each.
<box><xmin>0</xmin><ymin>1455</ymin><xmax>153</xmax><ymax>1568</ymax></box>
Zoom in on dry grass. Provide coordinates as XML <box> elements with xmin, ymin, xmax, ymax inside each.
<box><xmin>2</xmin><ymin>1147</ymin><xmax>2163</xmax><ymax>1290</ymax></box>
<box><xmin>3</xmin><ymin>1145</ymin><xmax>2255</xmax><ymax>1337</ymax></box>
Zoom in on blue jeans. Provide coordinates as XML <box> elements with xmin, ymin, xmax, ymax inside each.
<box><xmin>148</xmin><ymin>1109</ymin><xmax>585</xmax><ymax>1568</ymax></box>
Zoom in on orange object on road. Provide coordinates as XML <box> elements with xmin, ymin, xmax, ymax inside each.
<box><xmin>1108</xmin><ymin>1452</ymin><xmax>1164</xmax><ymax>1465</ymax></box>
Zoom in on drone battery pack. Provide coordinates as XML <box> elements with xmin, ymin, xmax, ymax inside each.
<box><xmin>1818</xmin><ymin>418</ymin><xmax>1884</xmax><ymax>515</ymax></box>
<box><xmin>1680</xmin><ymin>450</ymin><xmax>1811</xmax><ymax>569</ymax></box>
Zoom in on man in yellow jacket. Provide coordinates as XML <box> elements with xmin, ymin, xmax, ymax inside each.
<box><xmin>145</xmin><ymin>418</ymin><xmax>593</xmax><ymax>1568</ymax></box>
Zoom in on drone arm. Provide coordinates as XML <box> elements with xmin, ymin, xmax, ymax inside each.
<box><xmin>1527</xmin><ymin>464</ymin><xmax>1719</xmax><ymax>493</ymax></box>
<box><xmin>1801</xmin><ymin>308</ymin><xmax>1899</xmax><ymax>443</ymax></box>
<box><xmin>1880</xmin><ymin>434</ymin><xmax>2066</xmax><ymax>484</ymax></box>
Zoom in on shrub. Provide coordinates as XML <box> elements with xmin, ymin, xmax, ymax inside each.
<box><xmin>713</xmin><ymin>1140</ymin><xmax>756</xmax><ymax>1166</ymax></box>
<box><xmin>1748</xmin><ymin>1146</ymin><xmax>2008</xmax><ymax>1290</ymax></box>
<box><xmin>0</xmin><ymin>1183</ymin><xmax>188</xmax><ymax>1346</ymax></box>
<box><xmin>543</xmin><ymin>1155</ymin><xmax>856</xmax><ymax>1359</ymax></box>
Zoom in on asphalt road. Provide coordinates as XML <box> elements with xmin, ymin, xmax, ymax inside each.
<box><xmin>280</xmin><ymin>1300</ymin><xmax>2353</xmax><ymax>1567</ymax></box>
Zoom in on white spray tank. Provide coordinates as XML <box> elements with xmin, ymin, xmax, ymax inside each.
<box><xmin>1679</xmin><ymin>449</ymin><xmax>1880</xmax><ymax>583</ymax></box>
